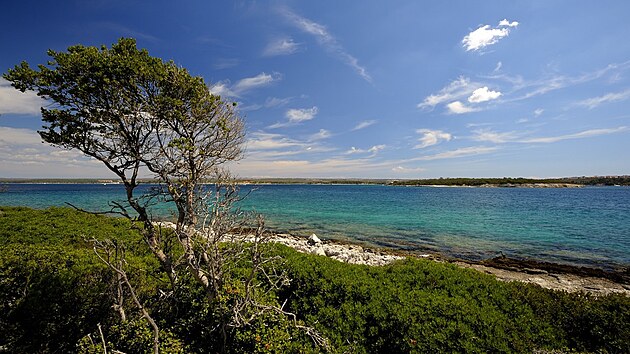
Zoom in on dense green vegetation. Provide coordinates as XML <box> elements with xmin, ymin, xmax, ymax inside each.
<box><xmin>390</xmin><ymin>176</ymin><xmax>630</xmax><ymax>186</ymax></box>
<box><xmin>1</xmin><ymin>206</ymin><xmax>629</xmax><ymax>353</ymax></box>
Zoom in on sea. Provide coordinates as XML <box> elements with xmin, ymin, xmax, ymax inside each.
<box><xmin>1</xmin><ymin>183</ymin><xmax>629</xmax><ymax>270</ymax></box>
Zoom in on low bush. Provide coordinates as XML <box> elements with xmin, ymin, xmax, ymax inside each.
<box><xmin>1</xmin><ymin>206</ymin><xmax>628</xmax><ymax>353</ymax></box>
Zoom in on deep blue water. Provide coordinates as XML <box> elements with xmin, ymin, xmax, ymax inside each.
<box><xmin>1</xmin><ymin>183</ymin><xmax>629</xmax><ymax>269</ymax></box>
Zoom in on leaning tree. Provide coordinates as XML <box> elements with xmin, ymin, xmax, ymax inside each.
<box><xmin>4</xmin><ymin>38</ymin><xmax>322</xmax><ymax>353</ymax></box>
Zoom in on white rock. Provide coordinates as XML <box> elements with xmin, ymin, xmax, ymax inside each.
<box><xmin>307</xmin><ymin>233</ymin><xmax>322</xmax><ymax>245</ymax></box>
<box><xmin>312</xmin><ymin>246</ymin><xmax>327</xmax><ymax>257</ymax></box>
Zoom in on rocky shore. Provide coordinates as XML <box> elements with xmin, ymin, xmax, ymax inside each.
<box><xmin>268</xmin><ymin>233</ymin><xmax>406</xmax><ymax>266</ymax></box>
<box><xmin>266</xmin><ymin>233</ymin><xmax>629</xmax><ymax>296</ymax></box>
<box><xmin>155</xmin><ymin>222</ymin><xmax>629</xmax><ymax>296</ymax></box>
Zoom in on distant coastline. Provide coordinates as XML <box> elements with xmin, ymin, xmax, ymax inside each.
<box><xmin>1</xmin><ymin>175</ymin><xmax>629</xmax><ymax>187</ymax></box>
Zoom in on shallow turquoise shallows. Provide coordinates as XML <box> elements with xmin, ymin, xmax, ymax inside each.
<box><xmin>1</xmin><ymin>183</ymin><xmax>629</xmax><ymax>269</ymax></box>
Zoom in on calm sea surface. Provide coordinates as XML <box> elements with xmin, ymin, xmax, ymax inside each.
<box><xmin>1</xmin><ymin>183</ymin><xmax>629</xmax><ymax>269</ymax></box>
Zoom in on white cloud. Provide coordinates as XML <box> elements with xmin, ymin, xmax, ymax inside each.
<box><xmin>308</xmin><ymin>129</ymin><xmax>331</xmax><ymax>141</ymax></box>
<box><xmin>233</xmin><ymin>72</ymin><xmax>281</xmax><ymax>93</ymax></box>
<box><xmin>244</xmin><ymin>131</ymin><xmax>338</xmax><ymax>163</ymax></box>
<box><xmin>472</xmin><ymin>129</ymin><xmax>518</xmax><ymax>143</ymax></box>
<box><xmin>209</xmin><ymin>82</ymin><xmax>235</xmax><ymax>97</ymax></box>
<box><xmin>520</xmin><ymin>127</ymin><xmax>628</xmax><ymax>143</ymax></box>
<box><xmin>470</xmin><ymin>127</ymin><xmax>628</xmax><ymax>144</ymax></box>
<box><xmin>0</xmin><ymin>78</ymin><xmax>46</xmax><ymax>115</ymax></box>
<box><xmin>494</xmin><ymin>61</ymin><xmax>503</xmax><ymax>72</ymax></box>
<box><xmin>246</xmin><ymin>132</ymin><xmax>306</xmax><ymax>151</ymax></box>
<box><xmin>491</xmin><ymin>60</ymin><xmax>630</xmax><ymax>101</ymax></box>
<box><xmin>0</xmin><ymin>126</ymin><xmax>110</xmax><ymax>178</ymax></box>
<box><xmin>265</xmin><ymin>97</ymin><xmax>292</xmax><ymax>108</ymax></box>
<box><xmin>499</xmin><ymin>19</ymin><xmax>519</xmax><ymax>27</ymax></box>
<box><xmin>347</xmin><ymin>144</ymin><xmax>386</xmax><ymax>156</ymax></box>
<box><xmin>230</xmin><ymin>156</ymin><xmax>378</xmax><ymax>178</ymax></box>
<box><xmin>467</xmin><ymin>86</ymin><xmax>502</xmax><ymax>103</ymax></box>
<box><xmin>418</xmin><ymin>76</ymin><xmax>480</xmax><ymax>109</ymax></box>
<box><xmin>534</xmin><ymin>108</ymin><xmax>544</xmax><ymax>117</ymax></box>
<box><xmin>392</xmin><ymin>166</ymin><xmax>426</xmax><ymax>173</ymax></box>
<box><xmin>415</xmin><ymin>146</ymin><xmax>499</xmax><ymax>161</ymax></box>
<box><xmin>286</xmin><ymin>106</ymin><xmax>318</xmax><ymax>123</ymax></box>
<box><xmin>446</xmin><ymin>101</ymin><xmax>479</xmax><ymax>114</ymax></box>
<box><xmin>209</xmin><ymin>72</ymin><xmax>281</xmax><ymax>98</ymax></box>
<box><xmin>462</xmin><ymin>19</ymin><xmax>518</xmax><ymax>52</ymax></box>
<box><xmin>263</xmin><ymin>37</ymin><xmax>301</xmax><ymax>56</ymax></box>
<box><xmin>368</xmin><ymin>144</ymin><xmax>386</xmax><ymax>154</ymax></box>
<box><xmin>239</xmin><ymin>96</ymin><xmax>293</xmax><ymax>112</ymax></box>
<box><xmin>415</xmin><ymin>129</ymin><xmax>452</xmax><ymax>149</ymax></box>
<box><xmin>281</xmin><ymin>7</ymin><xmax>371</xmax><ymax>82</ymax></box>
<box><xmin>577</xmin><ymin>89</ymin><xmax>630</xmax><ymax>109</ymax></box>
<box><xmin>268</xmin><ymin>107</ymin><xmax>318</xmax><ymax>129</ymax></box>
<box><xmin>351</xmin><ymin>120</ymin><xmax>377</xmax><ymax>131</ymax></box>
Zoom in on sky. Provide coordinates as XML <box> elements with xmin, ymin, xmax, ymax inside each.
<box><xmin>1</xmin><ymin>1</ymin><xmax>629</xmax><ymax>179</ymax></box>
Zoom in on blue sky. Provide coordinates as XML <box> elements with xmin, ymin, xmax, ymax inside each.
<box><xmin>1</xmin><ymin>1</ymin><xmax>629</xmax><ymax>179</ymax></box>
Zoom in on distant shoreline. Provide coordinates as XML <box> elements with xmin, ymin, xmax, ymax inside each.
<box><xmin>1</xmin><ymin>175</ymin><xmax>629</xmax><ymax>186</ymax></box>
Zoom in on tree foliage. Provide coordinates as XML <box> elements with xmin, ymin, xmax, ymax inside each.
<box><xmin>3</xmin><ymin>39</ymin><xmax>300</xmax><ymax>353</ymax></box>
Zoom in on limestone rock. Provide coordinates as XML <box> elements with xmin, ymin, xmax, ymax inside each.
<box><xmin>311</xmin><ymin>246</ymin><xmax>327</xmax><ymax>257</ymax></box>
<box><xmin>307</xmin><ymin>233</ymin><xmax>322</xmax><ymax>245</ymax></box>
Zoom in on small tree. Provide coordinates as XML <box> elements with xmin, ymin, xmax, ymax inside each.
<box><xmin>4</xmin><ymin>38</ymin><xmax>319</xmax><ymax>353</ymax></box>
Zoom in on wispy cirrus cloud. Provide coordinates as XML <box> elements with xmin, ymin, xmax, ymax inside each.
<box><xmin>577</xmin><ymin>89</ymin><xmax>630</xmax><ymax>109</ymax></box>
<box><xmin>96</xmin><ymin>22</ymin><xmax>159</xmax><ymax>42</ymax></box>
<box><xmin>213</xmin><ymin>58</ymin><xmax>240</xmax><ymax>70</ymax></box>
<box><xmin>414</xmin><ymin>146</ymin><xmax>499</xmax><ymax>161</ymax></box>
<box><xmin>243</xmin><ymin>131</ymin><xmax>336</xmax><ymax>163</ymax></box>
<box><xmin>286</xmin><ymin>107</ymin><xmax>318</xmax><ymax>122</ymax></box>
<box><xmin>351</xmin><ymin>120</ymin><xmax>377</xmax><ymax>131</ymax></box>
<box><xmin>415</xmin><ymin>129</ymin><xmax>452</xmax><ymax>149</ymax></box>
<box><xmin>246</xmin><ymin>132</ymin><xmax>308</xmax><ymax>151</ymax></box>
<box><xmin>472</xmin><ymin>127</ymin><xmax>628</xmax><ymax>144</ymax></box>
<box><xmin>233</xmin><ymin>72</ymin><xmax>281</xmax><ymax>93</ymax></box>
<box><xmin>209</xmin><ymin>72</ymin><xmax>281</xmax><ymax>97</ymax></box>
<box><xmin>0</xmin><ymin>126</ymin><xmax>108</xmax><ymax>177</ymax></box>
<box><xmin>520</xmin><ymin>127</ymin><xmax>628</xmax><ymax>143</ymax></box>
<box><xmin>308</xmin><ymin>129</ymin><xmax>331</xmax><ymax>141</ymax></box>
<box><xmin>280</xmin><ymin>7</ymin><xmax>371</xmax><ymax>82</ymax></box>
<box><xmin>391</xmin><ymin>166</ymin><xmax>426</xmax><ymax>173</ymax></box>
<box><xmin>417</xmin><ymin>76</ymin><xmax>479</xmax><ymax>109</ymax></box>
<box><xmin>269</xmin><ymin>106</ymin><xmax>319</xmax><ymax>128</ymax></box>
<box><xmin>263</xmin><ymin>37</ymin><xmax>301</xmax><ymax>56</ymax></box>
<box><xmin>0</xmin><ymin>78</ymin><xmax>46</xmax><ymax>115</ymax></box>
<box><xmin>471</xmin><ymin>129</ymin><xmax>519</xmax><ymax>143</ymax></box>
<box><xmin>462</xmin><ymin>19</ymin><xmax>519</xmax><ymax>52</ymax></box>
<box><xmin>238</xmin><ymin>96</ymin><xmax>293</xmax><ymax>112</ymax></box>
<box><xmin>346</xmin><ymin>144</ymin><xmax>386</xmax><ymax>156</ymax></box>
<box><xmin>486</xmin><ymin>60</ymin><xmax>630</xmax><ymax>101</ymax></box>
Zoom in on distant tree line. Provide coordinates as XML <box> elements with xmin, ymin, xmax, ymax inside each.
<box><xmin>390</xmin><ymin>176</ymin><xmax>630</xmax><ymax>186</ymax></box>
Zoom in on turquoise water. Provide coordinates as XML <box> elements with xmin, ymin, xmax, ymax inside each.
<box><xmin>1</xmin><ymin>183</ymin><xmax>629</xmax><ymax>269</ymax></box>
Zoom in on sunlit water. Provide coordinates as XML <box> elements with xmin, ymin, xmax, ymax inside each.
<box><xmin>1</xmin><ymin>183</ymin><xmax>629</xmax><ymax>269</ymax></box>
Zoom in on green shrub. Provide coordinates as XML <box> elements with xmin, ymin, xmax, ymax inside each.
<box><xmin>0</xmin><ymin>244</ymin><xmax>112</xmax><ymax>353</ymax></box>
<box><xmin>273</xmin><ymin>245</ymin><xmax>630</xmax><ymax>353</ymax></box>
<box><xmin>1</xmin><ymin>207</ymin><xmax>628</xmax><ymax>353</ymax></box>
